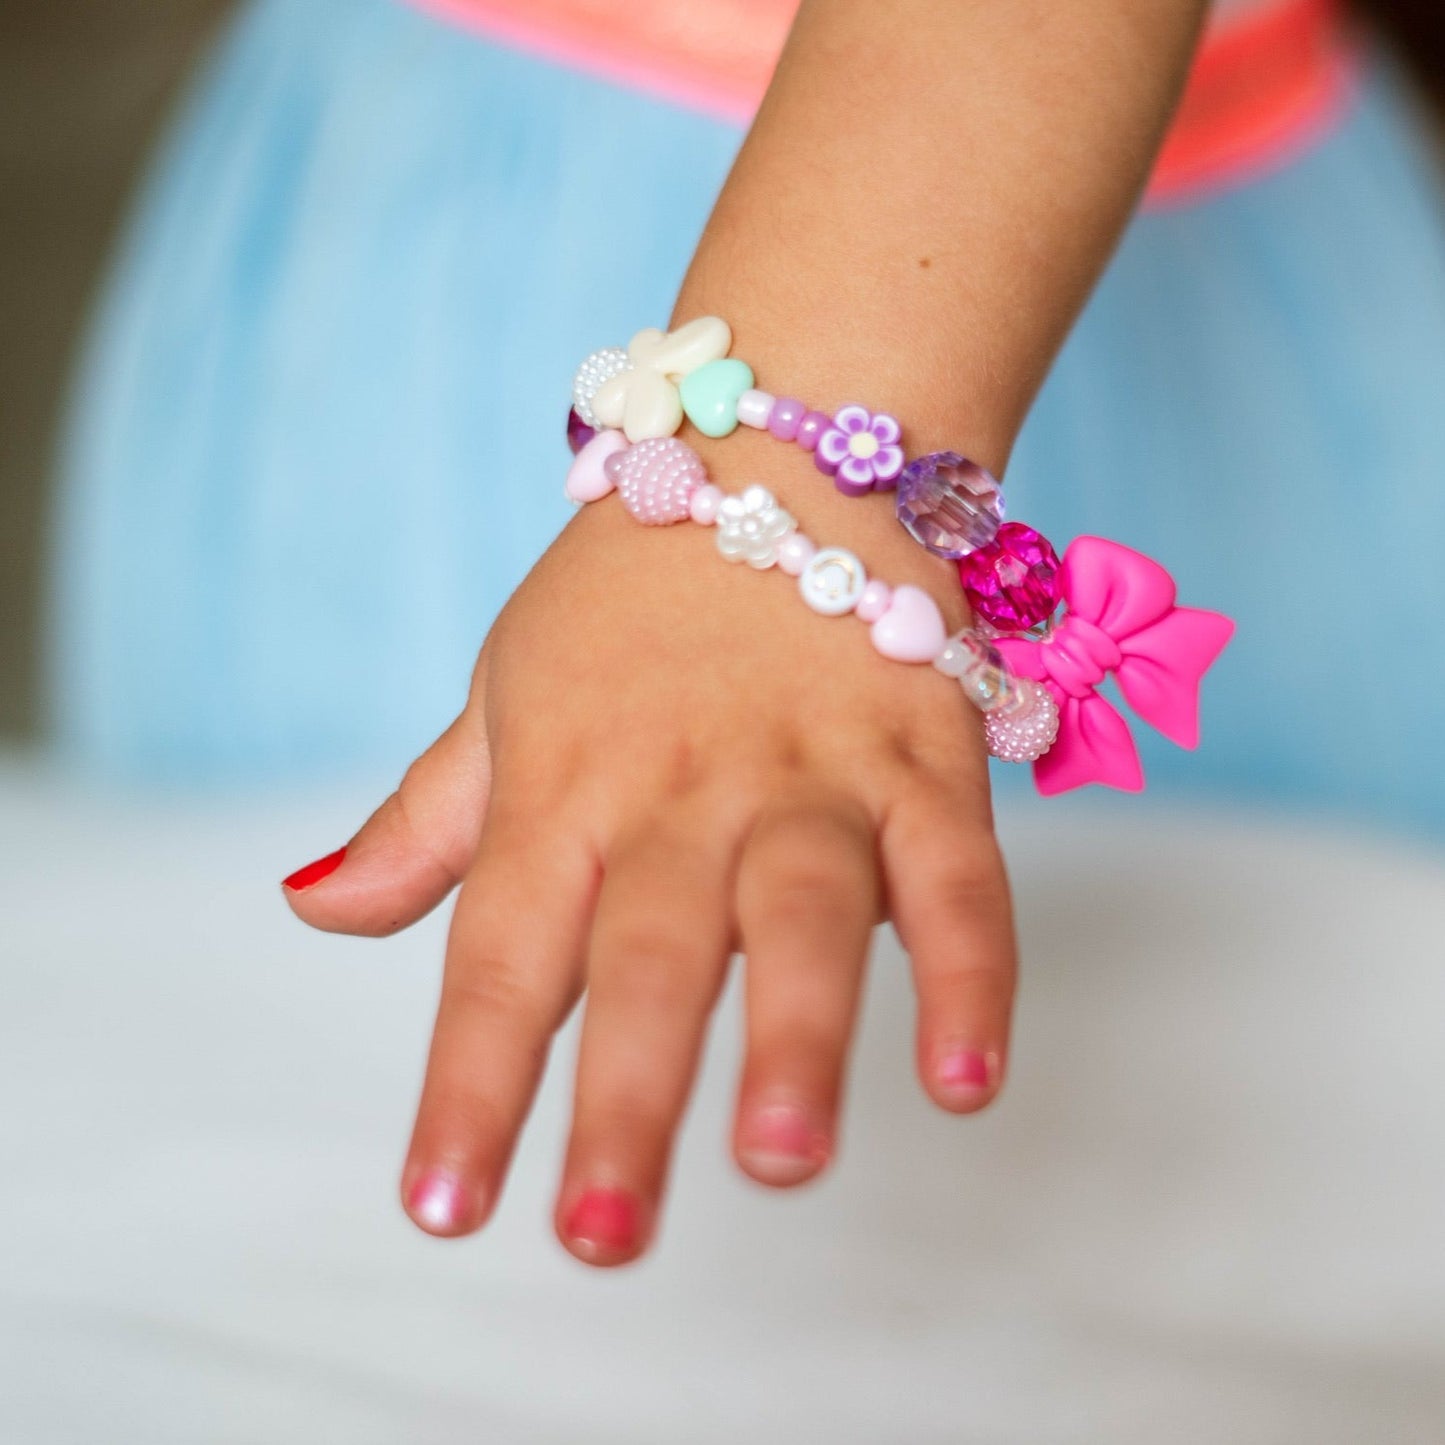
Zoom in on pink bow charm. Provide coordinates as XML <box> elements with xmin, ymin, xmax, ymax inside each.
<box><xmin>994</xmin><ymin>536</ymin><xmax>1234</xmax><ymax>796</ymax></box>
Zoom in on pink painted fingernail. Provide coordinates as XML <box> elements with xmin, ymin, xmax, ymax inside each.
<box><xmin>404</xmin><ymin>1170</ymin><xmax>472</xmax><ymax>1237</ymax></box>
<box><xmin>737</xmin><ymin>1103</ymin><xmax>831</xmax><ymax>1186</ymax></box>
<box><xmin>937</xmin><ymin>1047</ymin><xmax>999</xmax><ymax>1106</ymax></box>
<box><xmin>562</xmin><ymin>1186</ymin><xmax>643</xmax><ymax>1263</ymax></box>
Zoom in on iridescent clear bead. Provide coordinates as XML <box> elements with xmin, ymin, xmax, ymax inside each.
<box><xmin>895</xmin><ymin>451</ymin><xmax>1004</xmax><ymax>559</ymax></box>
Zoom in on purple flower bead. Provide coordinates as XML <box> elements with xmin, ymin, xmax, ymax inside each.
<box><xmin>814</xmin><ymin>405</ymin><xmax>906</xmax><ymax>494</ymax></box>
<box><xmin>768</xmin><ymin>397</ymin><xmax>806</xmax><ymax>442</ymax></box>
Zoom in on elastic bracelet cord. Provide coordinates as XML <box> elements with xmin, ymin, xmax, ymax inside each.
<box><xmin>566</xmin><ymin>319</ymin><xmax>1234</xmax><ymax>795</ymax></box>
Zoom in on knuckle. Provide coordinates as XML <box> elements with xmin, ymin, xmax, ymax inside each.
<box><xmin>442</xmin><ymin>957</ymin><xmax>561</xmax><ymax>1032</ymax></box>
<box><xmin>595</xmin><ymin>930</ymin><xmax>709</xmax><ymax>1010</ymax></box>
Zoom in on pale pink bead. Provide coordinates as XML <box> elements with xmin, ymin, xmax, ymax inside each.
<box><xmin>777</xmin><ymin>532</ymin><xmax>817</xmax><ymax>576</ymax></box>
<box><xmin>688</xmin><ymin>483</ymin><xmax>724</xmax><ymax>525</ymax></box>
<box><xmin>609</xmin><ymin>437</ymin><xmax>707</xmax><ymax>525</ymax></box>
<box><xmin>854</xmin><ymin>579</ymin><xmax>893</xmax><ymax>623</ymax></box>
<box><xmin>984</xmin><ymin>680</ymin><xmax>1060</xmax><ymax>763</ymax></box>
<box><xmin>736</xmin><ymin>389</ymin><xmax>776</xmax><ymax>429</ymax></box>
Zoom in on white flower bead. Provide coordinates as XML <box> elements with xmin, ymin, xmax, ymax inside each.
<box><xmin>571</xmin><ymin>347</ymin><xmax>631</xmax><ymax>429</ymax></box>
<box><xmin>799</xmin><ymin>547</ymin><xmax>867</xmax><ymax>616</ymax></box>
<box><xmin>591</xmin><ymin>317</ymin><xmax>732</xmax><ymax>443</ymax></box>
<box><xmin>716</xmin><ymin>484</ymin><xmax>796</xmax><ymax>570</ymax></box>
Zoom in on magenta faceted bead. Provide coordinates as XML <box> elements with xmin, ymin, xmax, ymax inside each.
<box><xmin>957</xmin><ymin>522</ymin><xmax>1062</xmax><ymax>631</ymax></box>
<box><xmin>894</xmin><ymin>451</ymin><xmax>1004</xmax><ymax>559</ymax></box>
<box><xmin>567</xmin><ymin>408</ymin><xmax>596</xmax><ymax>456</ymax></box>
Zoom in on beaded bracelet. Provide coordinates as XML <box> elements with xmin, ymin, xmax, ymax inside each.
<box><xmin>567</xmin><ymin>319</ymin><xmax>1234</xmax><ymax>794</ymax></box>
<box><xmin>566</xmin><ymin>428</ymin><xmax>1059</xmax><ymax>763</ymax></box>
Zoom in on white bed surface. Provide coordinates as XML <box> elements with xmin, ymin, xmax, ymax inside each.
<box><xmin>2</xmin><ymin>756</ymin><xmax>1443</xmax><ymax>1443</ymax></box>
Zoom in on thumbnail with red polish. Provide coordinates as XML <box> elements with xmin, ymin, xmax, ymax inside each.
<box><xmin>283</xmin><ymin>846</ymin><xmax>347</xmax><ymax>892</ymax></box>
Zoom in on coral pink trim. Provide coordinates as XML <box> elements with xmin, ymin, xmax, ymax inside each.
<box><xmin>407</xmin><ymin>0</ymin><xmax>1354</xmax><ymax>201</ymax></box>
<box><xmin>1145</xmin><ymin>0</ymin><xmax>1356</xmax><ymax>206</ymax></box>
<box><xmin>408</xmin><ymin>0</ymin><xmax>794</xmax><ymax>124</ymax></box>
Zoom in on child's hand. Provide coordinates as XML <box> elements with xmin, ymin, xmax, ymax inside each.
<box><xmin>283</xmin><ymin>436</ymin><xmax>1017</xmax><ymax>1266</ymax></box>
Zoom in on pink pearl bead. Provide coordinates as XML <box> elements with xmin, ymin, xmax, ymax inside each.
<box><xmin>795</xmin><ymin>411</ymin><xmax>831</xmax><ymax>451</ymax></box>
<box><xmin>611</xmin><ymin>437</ymin><xmax>706</xmax><ymax>525</ymax></box>
<box><xmin>688</xmin><ymin>483</ymin><xmax>724</xmax><ymax>526</ymax></box>
<box><xmin>854</xmin><ymin>579</ymin><xmax>892</xmax><ymax>622</ymax></box>
<box><xmin>736</xmin><ymin>389</ymin><xmax>776</xmax><ymax>429</ymax></box>
<box><xmin>777</xmin><ymin>532</ymin><xmax>817</xmax><ymax>576</ymax></box>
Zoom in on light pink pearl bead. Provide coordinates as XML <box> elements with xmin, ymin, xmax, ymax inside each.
<box><xmin>688</xmin><ymin>483</ymin><xmax>724</xmax><ymax>526</ymax></box>
<box><xmin>777</xmin><ymin>532</ymin><xmax>817</xmax><ymax>576</ymax></box>
<box><xmin>736</xmin><ymin>389</ymin><xmax>776</xmax><ymax>429</ymax></box>
<box><xmin>855</xmin><ymin>579</ymin><xmax>893</xmax><ymax>622</ymax></box>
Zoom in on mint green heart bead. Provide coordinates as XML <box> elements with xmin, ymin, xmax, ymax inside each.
<box><xmin>679</xmin><ymin>358</ymin><xmax>755</xmax><ymax>438</ymax></box>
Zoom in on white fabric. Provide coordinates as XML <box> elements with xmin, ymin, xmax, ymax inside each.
<box><xmin>2</xmin><ymin>754</ymin><xmax>1443</xmax><ymax>1442</ymax></box>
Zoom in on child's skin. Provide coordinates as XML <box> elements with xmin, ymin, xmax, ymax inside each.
<box><xmin>284</xmin><ymin>0</ymin><xmax>1208</xmax><ymax>1265</ymax></box>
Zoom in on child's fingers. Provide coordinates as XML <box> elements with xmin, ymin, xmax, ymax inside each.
<box><xmin>731</xmin><ymin>798</ymin><xmax>878</xmax><ymax>1187</ymax></box>
<box><xmin>881</xmin><ymin>788</ymin><xmax>1017</xmax><ymax>1113</ymax></box>
<box><xmin>281</xmin><ymin>666</ymin><xmax>492</xmax><ymax>937</ymax></box>
<box><xmin>401</xmin><ymin>804</ymin><xmax>597</xmax><ymax>1237</ymax></box>
<box><xmin>555</xmin><ymin>819</ymin><xmax>734</xmax><ymax>1267</ymax></box>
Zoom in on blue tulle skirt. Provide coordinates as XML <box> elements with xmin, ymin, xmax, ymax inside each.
<box><xmin>51</xmin><ymin>0</ymin><xmax>1445</xmax><ymax>837</ymax></box>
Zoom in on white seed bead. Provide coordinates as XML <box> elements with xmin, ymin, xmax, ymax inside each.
<box><xmin>799</xmin><ymin>546</ymin><xmax>868</xmax><ymax>616</ymax></box>
<box><xmin>736</xmin><ymin>388</ymin><xmax>776</xmax><ymax>429</ymax></box>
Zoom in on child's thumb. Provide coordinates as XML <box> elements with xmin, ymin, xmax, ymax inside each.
<box><xmin>281</xmin><ymin>696</ymin><xmax>492</xmax><ymax>938</ymax></box>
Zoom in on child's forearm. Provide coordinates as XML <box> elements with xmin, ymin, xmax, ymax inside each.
<box><xmin>673</xmin><ymin>0</ymin><xmax>1208</xmax><ymax>475</ymax></box>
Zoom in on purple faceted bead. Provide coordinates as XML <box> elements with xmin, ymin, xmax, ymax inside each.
<box><xmin>894</xmin><ymin>451</ymin><xmax>1004</xmax><ymax>559</ymax></box>
<box><xmin>567</xmin><ymin>407</ymin><xmax>596</xmax><ymax>456</ymax></box>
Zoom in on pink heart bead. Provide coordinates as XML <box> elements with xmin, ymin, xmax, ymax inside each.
<box><xmin>565</xmin><ymin>428</ymin><xmax>627</xmax><ymax>503</ymax></box>
<box><xmin>869</xmin><ymin>584</ymin><xmax>948</xmax><ymax>663</ymax></box>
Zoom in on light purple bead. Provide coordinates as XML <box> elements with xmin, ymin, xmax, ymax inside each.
<box><xmin>895</xmin><ymin>451</ymin><xmax>1005</xmax><ymax>559</ymax></box>
<box><xmin>796</xmin><ymin>411</ymin><xmax>831</xmax><ymax>452</ymax></box>
<box><xmin>768</xmin><ymin>397</ymin><xmax>806</xmax><ymax>442</ymax></box>
<box><xmin>855</xmin><ymin>579</ymin><xmax>892</xmax><ymax>623</ymax></box>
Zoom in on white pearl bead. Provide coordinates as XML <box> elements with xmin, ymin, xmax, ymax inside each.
<box><xmin>736</xmin><ymin>389</ymin><xmax>776</xmax><ymax>429</ymax></box>
<box><xmin>799</xmin><ymin>547</ymin><xmax>868</xmax><ymax>616</ymax></box>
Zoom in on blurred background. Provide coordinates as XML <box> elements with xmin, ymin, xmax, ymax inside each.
<box><xmin>0</xmin><ymin>0</ymin><xmax>230</xmax><ymax>743</ymax></box>
<box><xmin>2</xmin><ymin>2</ymin><xmax>1443</xmax><ymax>1440</ymax></box>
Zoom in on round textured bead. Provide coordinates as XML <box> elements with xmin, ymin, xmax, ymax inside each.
<box><xmin>567</xmin><ymin>408</ymin><xmax>596</xmax><ymax>456</ymax></box>
<box><xmin>984</xmin><ymin>680</ymin><xmax>1060</xmax><ymax>763</ymax></box>
<box><xmin>608</xmin><ymin>437</ymin><xmax>707</xmax><ymax>525</ymax></box>
<box><xmin>679</xmin><ymin>358</ymin><xmax>755</xmax><ymax>438</ymax></box>
<box><xmin>795</xmin><ymin>411</ymin><xmax>831</xmax><ymax>452</ymax></box>
<box><xmin>768</xmin><ymin>397</ymin><xmax>806</xmax><ymax>442</ymax></box>
<box><xmin>854</xmin><ymin>579</ymin><xmax>892</xmax><ymax>623</ymax></box>
<box><xmin>572</xmin><ymin>347</ymin><xmax>632</xmax><ymax>429</ymax></box>
<box><xmin>688</xmin><ymin>483</ymin><xmax>724</xmax><ymax>526</ymax></box>
<box><xmin>957</xmin><ymin>522</ymin><xmax>1061</xmax><ymax>632</ymax></box>
<box><xmin>798</xmin><ymin>547</ymin><xmax>867</xmax><ymax>615</ymax></box>
<box><xmin>777</xmin><ymin>532</ymin><xmax>817</xmax><ymax>576</ymax></box>
<box><xmin>895</xmin><ymin>451</ymin><xmax>1004</xmax><ymax>559</ymax></box>
<box><xmin>736</xmin><ymin>388</ymin><xmax>776</xmax><ymax>429</ymax></box>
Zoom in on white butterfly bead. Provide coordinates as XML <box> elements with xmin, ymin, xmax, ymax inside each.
<box><xmin>590</xmin><ymin>316</ymin><xmax>732</xmax><ymax>442</ymax></box>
